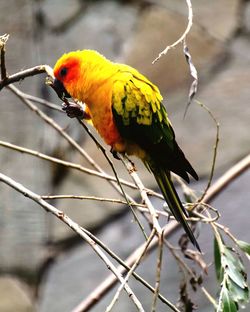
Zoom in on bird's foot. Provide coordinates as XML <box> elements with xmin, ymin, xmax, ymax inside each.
<box><xmin>62</xmin><ymin>101</ymin><xmax>84</xmax><ymax>119</ymax></box>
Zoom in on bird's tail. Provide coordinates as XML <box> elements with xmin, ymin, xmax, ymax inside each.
<box><xmin>149</xmin><ymin>164</ymin><xmax>200</xmax><ymax>252</ymax></box>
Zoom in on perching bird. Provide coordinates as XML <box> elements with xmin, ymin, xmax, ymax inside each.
<box><xmin>52</xmin><ymin>50</ymin><xmax>200</xmax><ymax>251</ymax></box>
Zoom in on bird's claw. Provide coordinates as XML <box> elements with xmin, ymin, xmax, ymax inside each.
<box><xmin>62</xmin><ymin>102</ymin><xmax>84</xmax><ymax>119</ymax></box>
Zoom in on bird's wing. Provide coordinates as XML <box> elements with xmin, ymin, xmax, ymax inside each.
<box><xmin>112</xmin><ymin>68</ymin><xmax>174</xmax><ymax>152</ymax></box>
<box><xmin>111</xmin><ymin>68</ymin><xmax>197</xmax><ymax>181</ymax></box>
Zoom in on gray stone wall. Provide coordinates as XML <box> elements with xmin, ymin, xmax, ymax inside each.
<box><xmin>0</xmin><ymin>0</ymin><xmax>249</xmax><ymax>310</ymax></box>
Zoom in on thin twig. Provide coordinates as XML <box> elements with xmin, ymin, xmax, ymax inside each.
<box><xmin>77</xmin><ymin>119</ymin><xmax>147</xmax><ymax>240</ymax></box>
<box><xmin>202</xmin><ymin>153</ymin><xmax>250</xmax><ymax>204</ymax></box>
<box><xmin>74</xmin><ymin>153</ymin><xmax>250</xmax><ymax>311</ymax></box>
<box><xmin>151</xmin><ymin>232</ymin><xmax>164</xmax><ymax>312</ymax></box>
<box><xmin>188</xmin><ymin>208</ymin><xmax>220</xmax><ymax>224</ymax></box>
<box><xmin>0</xmin><ymin>138</ymin><xmax>164</xmax><ymax>203</ymax></box>
<box><xmin>42</xmin><ymin>194</ymin><xmax>145</xmax><ymax>207</ymax></box>
<box><xmin>42</xmin><ymin>194</ymin><xmax>176</xmax><ymax>219</ymax></box>
<box><xmin>25</xmin><ymin>93</ymin><xmax>63</xmax><ymax>112</ymax></box>
<box><xmin>81</xmin><ymin>228</ymin><xmax>178</xmax><ymax>311</ymax></box>
<box><xmin>214</xmin><ymin>222</ymin><xmax>239</xmax><ymax>245</ymax></box>
<box><xmin>73</xmin><ymin>223</ymin><xmax>181</xmax><ymax>312</ymax></box>
<box><xmin>0</xmin><ymin>34</ymin><xmax>9</xmax><ymax>80</ymax></box>
<box><xmin>196</xmin><ymin>101</ymin><xmax>220</xmax><ymax>204</ymax></box>
<box><xmin>0</xmin><ymin>65</ymin><xmax>53</xmax><ymax>91</ymax></box>
<box><xmin>7</xmin><ymin>85</ymin><xmax>138</xmax><ymax>204</ymax></box>
<box><xmin>152</xmin><ymin>0</ymin><xmax>193</xmax><ymax>64</ymax></box>
<box><xmin>106</xmin><ymin>230</ymin><xmax>156</xmax><ymax>312</ymax></box>
<box><xmin>0</xmin><ymin>172</ymin><xmax>145</xmax><ymax>312</ymax></box>
<box><xmin>121</xmin><ymin>154</ymin><xmax>162</xmax><ymax>236</ymax></box>
<box><xmin>178</xmin><ymin>100</ymin><xmax>220</xmax><ymax>215</ymax></box>
<box><xmin>0</xmin><ymin>140</ymin><xmax>141</xmax><ymax>191</ymax></box>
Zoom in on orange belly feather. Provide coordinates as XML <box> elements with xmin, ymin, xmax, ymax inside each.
<box><xmin>85</xmin><ymin>81</ymin><xmax>125</xmax><ymax>151</ymax></box>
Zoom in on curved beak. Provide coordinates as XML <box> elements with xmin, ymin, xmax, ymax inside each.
<box><xmin>52</xmin><ymin>78</ymin><xmax>71</xmax><ymax>99</ymax></box>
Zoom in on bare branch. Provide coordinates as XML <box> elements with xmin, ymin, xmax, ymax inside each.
<box><xmin>24</xmin><ymin>93</ymin><xmax>63</xmax><ymax>112</ymax></box>
<box><xmin>42</xmin><ymin>194</ymin><xmax>145</xmax><ymax>207</ymax></box>
<box><xmin>76</xmin><ymin>118</ymin><xmax>147</xmax><ymax>240</ymax></box>
<box><xmin>73</xmin><ymin>223</ymin><xmax>180</xmax><ymax>312</ymax></box>
<box><xmin>151</xmin><ymin>232</ymin><xmax>164</xmax><ymax>312</ymax></box>
<box><xmin>106</xmin><ymin>230</ymin><xmax>156</xmax><ymax>312</ymax></box>
<box><xmin>121</xmin><ymin>155</ymin><xmax>162</xmax><ymax>236</ymax></box>
<box><xmin>196</xmin><ymin>101</ymin><xmax>220</xmax><ymax>203</ymax></box>
<box><xmin>152</xmin><ymin>0</ymin><xmax>193</xmax><ymax>64</ymax></box>
<box><xmin>0</xmin><ymin>172</ymin><xmax>145</xmax><ymax>312</ymax></box>
<box><xmin>203</xmin><ymin>153</ymin><xmax>250</xmax><ymax>203</ymax></box>
<box><xmin>79</xmin><ymin>228</ymin><xmax>177</xmax><ymax>310</ymax></box>
<box><xmin>0</xmin><ymin>34</ymin><xmax>9</xmax><ymax>80</ymax></box>
<box><xmin>0</xmin><ymin>140</ymin><xmax>139</xmax><ymax>191</ymax></box>
<box><xmin>0</xmin><ymin>64</ymin><xmax>53</xmax><ymax>91</ymax></box>
<box><xmin>74</xmin><ymin>153</ymin><xmax>250</xmax><ymax>312</ymax></box>
<box><xmin>7</xmin><ymin>85</ymin><xmax>135</xmax><ymax>202</ymax></box>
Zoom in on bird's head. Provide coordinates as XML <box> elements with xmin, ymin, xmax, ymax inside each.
<box><xmin>53</xmin><ymin>51</ymin><xmax>82</xmax><ymax>100</ymax></box>
<box><xmin>53</xmin><ymin>50</ymin><xmax>114</xmax><ymax>102</ymax></box>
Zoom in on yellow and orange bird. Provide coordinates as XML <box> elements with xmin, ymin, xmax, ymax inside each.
<box><xmin>53</xmin><ymin>50</ymin><xmax>200</xmax><ymax>251</ymax></box>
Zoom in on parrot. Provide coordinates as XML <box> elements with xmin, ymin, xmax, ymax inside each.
<box><xmin>52</xmin><ymin>50</ymin><xmax>200</xmax><ymax>251</ymax></box>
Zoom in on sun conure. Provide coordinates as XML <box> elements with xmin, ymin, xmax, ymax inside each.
<box><xmin>53</xmin><ymin>50</ymin><xmax>200</xmax><ymax>251</ymax></box>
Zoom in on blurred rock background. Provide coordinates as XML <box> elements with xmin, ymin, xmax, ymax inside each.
<box><xmin>0</xmin><ymin>0</ymin><xmax>250</xmax><ymax>311</ymax></box>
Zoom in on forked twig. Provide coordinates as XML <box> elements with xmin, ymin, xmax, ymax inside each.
<box><xmin>74</xmin><ymin>152</ymin><xmax>250</xmax><ymax>312</ymax></box>
<box><xmin>73</xmin><ymin>224</ymin><xmax>181</xmax><ymax>312</ymax></box>
<box><xmin>76</xmin><ymin>118</ymin><xmax>147</xmax><ymax>240</ymax></box>
<box><xmin>120</xmin><ymin>154</ymin><xmax>162</xmax><ymax>236</ymax></box>
<box><xmin>0</xmin><ymin>139</ymin><xmax>138</xmax><ymax>191</ymax></box>
<box><xmin>7</xmin><ymin>85</ymin><xmax>138</xmax><ymax>203</ymax></box>
<box><xmin>106</xmin><ymin>230</ymin><xmax>156</xmax><ymax>312</ymax></box>
<box><xmin>0</xmin><ymin>172</ymin><xmax>145</xmax><ymax>312</ymax></box>
<box><xmin>151</xmin><ymin>232</ymin><xmax>164</xmax><ymax>312</ymax></box>
<box><xmin>152</xmin><ymin>0</ymin><xmax>193</xmax><ymax>64</ymax></box>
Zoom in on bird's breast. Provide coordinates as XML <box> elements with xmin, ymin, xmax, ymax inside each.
<box><xmin>85</xmin><ymin>85</ymin><xmax>124</xmax><ymax>149</ymax></box>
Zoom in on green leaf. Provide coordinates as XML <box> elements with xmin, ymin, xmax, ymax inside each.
<box><xmin>222</xmin><ymin>248</ymin><xmax>247</xmax><ymax>289</ymax></box>
<box><xmin>215</xmin><ymin>234</ymin><xmax>249</xmax><ymax>310</ymax></box>
<box><xmin>237</xmin><ymin>240</ymin><xmax>250</xmax><ymax>256</ymax></box>
<box><xmin>214</xmin><ymin>235</ymin><xmax>222</xmax><ymax>281</ymax></box>
<box><xmin>228</xmin><ymin>279</ymin><xmax>249</xmax><ymax>304</ymax></box>
<box><xmin>224</xmin><ymin>247</ymin><xmax>245</xmax><ymax>271</ymax></box>
<box><xmin>222</xmin><ymin>287</ymin><xmax>238</xmax><ymax>312</ymax></box>
<box><xmin>218</xmin><ymin>286</ymin><xmax>238</xmax><ymax>312</ymax></box>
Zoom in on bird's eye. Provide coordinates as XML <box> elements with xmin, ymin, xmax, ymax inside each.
<box><xmin>60</xmin><ymin>67</ymin><xmax>68</xmax><ymax>78</ymax></box>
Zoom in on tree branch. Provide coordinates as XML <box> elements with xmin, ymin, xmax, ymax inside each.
<box><xmin>73</xmin><ymin>223</ymin><xmax>180</xmax><ymax>312</ymax></box>
<box><xmin>0</xmin><ymin>65</ymin><xmax>53</xmax><ymax>91</ymax></box>
<box><xmin>0</xmin><ymin>140</ymin><xmax>139</xmax><ymax>191</ymax></box>
<box><xmin>72</xmin><ymin>153</ymin><xmax>250</xmax><ymax>312</ymax></box>
<box><xmin>0</xmin><ymin>172</ymin><xmax>145</xmax><ymax>312</ymax></box>
<box><xmin>152</xmin><ymin>0</ymin><xmax>193</xmax><ymax>64</ymax></box>
<box><xmin>7</xmin><ymin>85</ymin><xmax>136</xmax><ymax>202</ymax></box>
<box><xmin>0</xmin><ymin>34</ymin><xmax>9</xmax><ymax>80</ymax></box>
<box><xmin>121</xmin><ymin>154</ymin><xmax>162</xmax><ymax>236</ymax></box>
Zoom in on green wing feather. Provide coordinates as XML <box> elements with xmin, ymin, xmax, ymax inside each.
<box><xmin>112</xmin><ymin>67</ymin><xmax>200</xmax><ymax>250</ymax></box>
<box><xmin>112</xmin><ymin>66</ymin><xmax>198</xmax><ymax>181</ymax></box>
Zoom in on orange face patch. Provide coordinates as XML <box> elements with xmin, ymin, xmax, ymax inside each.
<box><xmin>54</xmin><ymin>54</ymin><xmax>81</xmax><ymax>85</ymax></box>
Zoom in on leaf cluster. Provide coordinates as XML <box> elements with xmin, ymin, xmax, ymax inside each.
<box><xmin>214</xmin><ymin>234</ymin><xmax>250</xmax><ymax>311</ymax></box>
